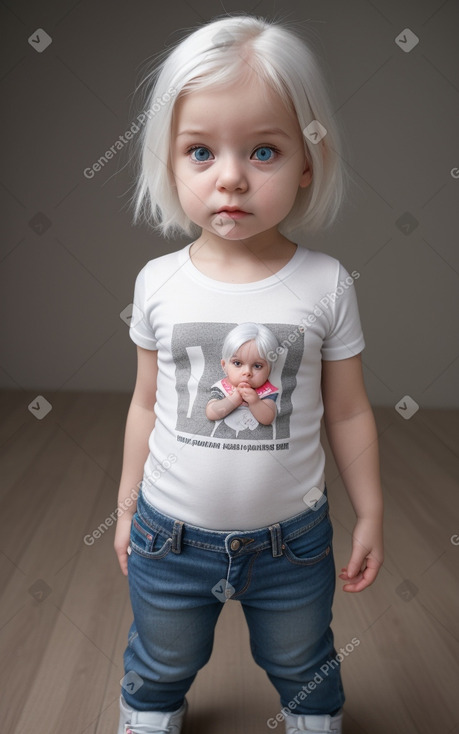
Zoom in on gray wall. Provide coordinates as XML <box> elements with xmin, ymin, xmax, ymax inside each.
<box><xmin>1</xmin><ymin>0</ymin><xmax>458</xmax><ymax>408</ymax></box>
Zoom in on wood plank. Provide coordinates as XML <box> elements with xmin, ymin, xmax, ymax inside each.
<box><xmin>1</xmin><ymin>394</ymin><xmax>458</xmax><ymax>733</ymax></box>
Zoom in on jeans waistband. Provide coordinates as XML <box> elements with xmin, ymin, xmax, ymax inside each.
<box><xmin>136</xmin><ymin>485</ymin><xmax>329</xmax><ymax>558</ymax></box>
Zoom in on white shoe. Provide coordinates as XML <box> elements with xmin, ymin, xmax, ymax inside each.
<box><xmin>285</xmin><ymin>708</ymin><xmax>343</xmax><ymax>733</ymax></box>
<box><xmin>117</xmin><ymin>694</ymin><xmax>188</xmax><ymax>734</ymax></box>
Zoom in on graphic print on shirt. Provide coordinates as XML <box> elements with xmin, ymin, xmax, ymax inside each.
<box><xmin>170</xmin><ymin>322</ymin><xmax>304</xmax><ymax>442</ymax></box>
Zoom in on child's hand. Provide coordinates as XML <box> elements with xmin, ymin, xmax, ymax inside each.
<box><xmin>114</xmin><ymin>514</ymin><xmax>133</xmax><ymax>576</ymax></box>
<box><xmin>228</xmin><ymin>388</ymin><xmax>244</xmax><ymax>408</ymax></box>
<box><xmin>339</xmin><ymin>517</ymin><xmax>383</xmax><ymax>593</ymax></box>
<box><xmin>237</xmin><ymin>382</ymin><xmax>258</xmax><ymax>404</ymax></box>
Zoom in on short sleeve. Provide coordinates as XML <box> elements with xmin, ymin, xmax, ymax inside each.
<box><xmin>321</xmin><ymin>264</ymin><xmax>365</xmax><ymax>360</ymax></box>
<box><xmin>129</xmin><ymin>265</ymin><xmax>158</xmax><ymax>350</ymax></box>
<box><xmin>209</xmin><ymin>385</ymin><xmax>225</xmax><ymax>401</ymax></box>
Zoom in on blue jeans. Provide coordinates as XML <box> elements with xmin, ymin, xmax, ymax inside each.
<box><xmin>122</xmin><ymin>485</ymin><xmax>345</xmax><ymax>716</ymax></box>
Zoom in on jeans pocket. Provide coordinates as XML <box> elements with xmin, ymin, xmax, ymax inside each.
<box><xmin>282</xmin><ymin>512</ymin><xmax>333</xmax><ymax>566</ymax></box>
<box><xmin>129</xmin><ymin>512</ymin><xmax>173</xmax><ymax>560</ymax></box>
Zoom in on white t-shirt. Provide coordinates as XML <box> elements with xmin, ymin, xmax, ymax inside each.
<box><xmin>129</xmin><ymin>243</ymin><xmax>365</xmax><ymax>530</ymax></box>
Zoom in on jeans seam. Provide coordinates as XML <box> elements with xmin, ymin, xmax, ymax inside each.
<box><xmin>281</xmin><ymin>507</ymin><xmax>329</xmax><ymax>544</ymax></box>
<box><xmin>282</xmin><ymin>543</ymin><xmax>332</xmax><ymax>566</ymax></box>
<box><xmin>129</xmin><ymin>537</ymin><xmax>173</xmax><ymax>559</ymax></box>
<box><xmin>231</xmin><ymin>551</ymin><xmax>261</xmax><ymax>598</ymax></box>
<box><xmin>136</xmin><ymin>503</ymin><xmax>329</xmax><ymax>554</ymax></box>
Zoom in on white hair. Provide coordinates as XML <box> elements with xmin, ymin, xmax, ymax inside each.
<box><xmin>132</xmin><ymin>14</ymin><xmax>346</xmax><ymax>238</ymax></box>
<box><xmin>222</xmin><ymin>323</ymin><xmax>279</xmax><ymax>364</ymax></box>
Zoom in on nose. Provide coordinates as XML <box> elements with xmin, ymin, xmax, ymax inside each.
<box><xmin>216</xmin><ymin>154</ymin><xmax>248</xmax><ymax>192</ymax></box>
<box><xmin>242</xmin><ymin>363</ymin><xmax>252</xmax><ymax>376</ymax></box>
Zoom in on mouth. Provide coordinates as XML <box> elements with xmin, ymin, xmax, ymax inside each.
<box><xmin>216</xmin><ymin>207</ymin><xmax>250</xmax><ymax>220</ymax></box>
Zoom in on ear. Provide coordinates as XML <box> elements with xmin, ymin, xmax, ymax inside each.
<box><xmin>299</xmin><ymin>157</ymin><xmax>312</xmax><ymax>188</ymax></box>
<box><xmin>221</xmin><ymin>359</ymin><xmax>226</xmax><ymax>373</ymax></box>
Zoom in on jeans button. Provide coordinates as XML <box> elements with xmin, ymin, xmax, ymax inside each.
<box><xmin>230</xmin><ymin>538</ymin><xmax>241</xmax><ymax>551</ymax></box>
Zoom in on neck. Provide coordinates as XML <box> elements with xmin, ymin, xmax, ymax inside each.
<box><xmin>192</xmin><ymin>230</ymin><xmax>295</xmax><ymax>262</ymax></box>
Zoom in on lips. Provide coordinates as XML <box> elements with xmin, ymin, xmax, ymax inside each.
<box><xmin>216</xmin><ymin>207</ymin><xmax>249</xmax><ymax>220</ymax></box>
<box><xmin>217</xmin><ymin>207</ymin><xmax>249</xmax><ymax>214</ymax></box>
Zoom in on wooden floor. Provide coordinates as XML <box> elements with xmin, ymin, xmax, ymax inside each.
<box><xmin>1</xmin><ymin>391</ymin><xmax>458</xmax><ymax>734</ymax></box>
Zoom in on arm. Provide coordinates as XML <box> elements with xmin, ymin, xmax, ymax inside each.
<box><xmin>321</xmin><ymin>354</ymin><xmax>384</xmax><ymax>592</ymax></box>
<box><xmin>238</xmin><ymin>383</ymin><xmax>277</xmax><ymax>425</ymax></box>
<box><xmin>114</xmin><ymin>346</ymin><xmax>158</xmax><ymax>575</ymax></box>
<box><xmin>206</xmin><ymin>390</ymin><xmax>244</xmax><ymax>420</ymax></box>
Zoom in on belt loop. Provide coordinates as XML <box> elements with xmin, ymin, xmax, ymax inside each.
<box><xmin>269</xmin><ymin>523</ymin><xmax>283</xmax><ymax>557</ymax></box>
<box><xmin>171</xmin><ymin>520</ymin><xmax>184</xmax><ymax>554</ymax></box>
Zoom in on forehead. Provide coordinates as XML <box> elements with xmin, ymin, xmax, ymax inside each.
<box><xmin>232</xmin><ymin>340</ymin><xmax>265</xmax><ymax>360</ymax></box>
<box><xmin>173</xmin><ymin>75</ymin><xmax>299</xmax><ymax>138</ymax></box>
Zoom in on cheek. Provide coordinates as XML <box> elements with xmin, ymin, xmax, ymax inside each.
<box><xmin>275</xmin><ymin>161</ymin><xmax>305</xmax><ymax>191</ymax></box>
<box><xmin>173</xmin><ymin>160</ymin><xmax>204</xmax><ymax>198</ymax></box>
<box><xmin>259</xmin><ymin>176</ymin><xmax>295</xmax><ymax>209</ymax></box>
<box><xmin>175</xmin><ymin>180</ymin><xmax>205</xmax><ymax>215</ymax></box>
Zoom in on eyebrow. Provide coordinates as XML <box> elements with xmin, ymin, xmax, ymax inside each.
<box><xmin>231</xmin><ymin>356</ymin><xmax>267</xmax><ymax>363</ymax></box>
<box><xmin>176</xmin><ymin>127</ymin><xmax>290</xmax><ymax>138</ymax></box>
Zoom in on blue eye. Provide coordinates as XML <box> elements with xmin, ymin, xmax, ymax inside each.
<box><xmin>190</xmin><ymin>146</ymin><xmax>211</xmax><ymax>162</ymax></box>
<box><xmin>253</xmin><ymin>146</ymin><xmax>275</xmax><ymax>161</ymax></box>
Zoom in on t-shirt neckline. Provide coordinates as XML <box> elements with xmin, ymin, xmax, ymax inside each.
<box><xmin>181</xmin><ymin>241</ymin><xmax>306</xmax><ymax>292</ymax></box>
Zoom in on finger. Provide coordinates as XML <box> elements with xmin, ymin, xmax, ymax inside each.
<box><xmin>340</xmin><ymin>554</ymin><xmax>382</xmax><ymax>580</ymax></box>
<box><xmin>347</xmin><ymin>538</ymin><xmax>378</xmax><ymax>578</ymax></box>
<box><xmin>339</xmin><ymin>570</ymin><xmax>364</xmax><ymax>584</ymax></box>
<box><xmin>341</xmin><ymin>557</ymin><xmax>369</xmax><ymax>578</ymax></box>
<box><xmin>341</xmin><ymin>565</ymin><xmax>379</xmax><ymax>593</ymax></box>
<box><xmin>346</xmin><ymin>549</ymin><xmax>369</xmax><ymax>579</ymax></box>
<box><xmin>116</xmin><ymin>549</ymin><xmax>128</xmax><ymax>576</ymax></box>
<box><xmin>352</xmin><ymin>534</ymin><xmax>384</xmax><ymax>568</ymax></box>
<box><xmin>341</xmin><ymin>572</ymin><xmax>366</xmax><ymax>592</ymax></box>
